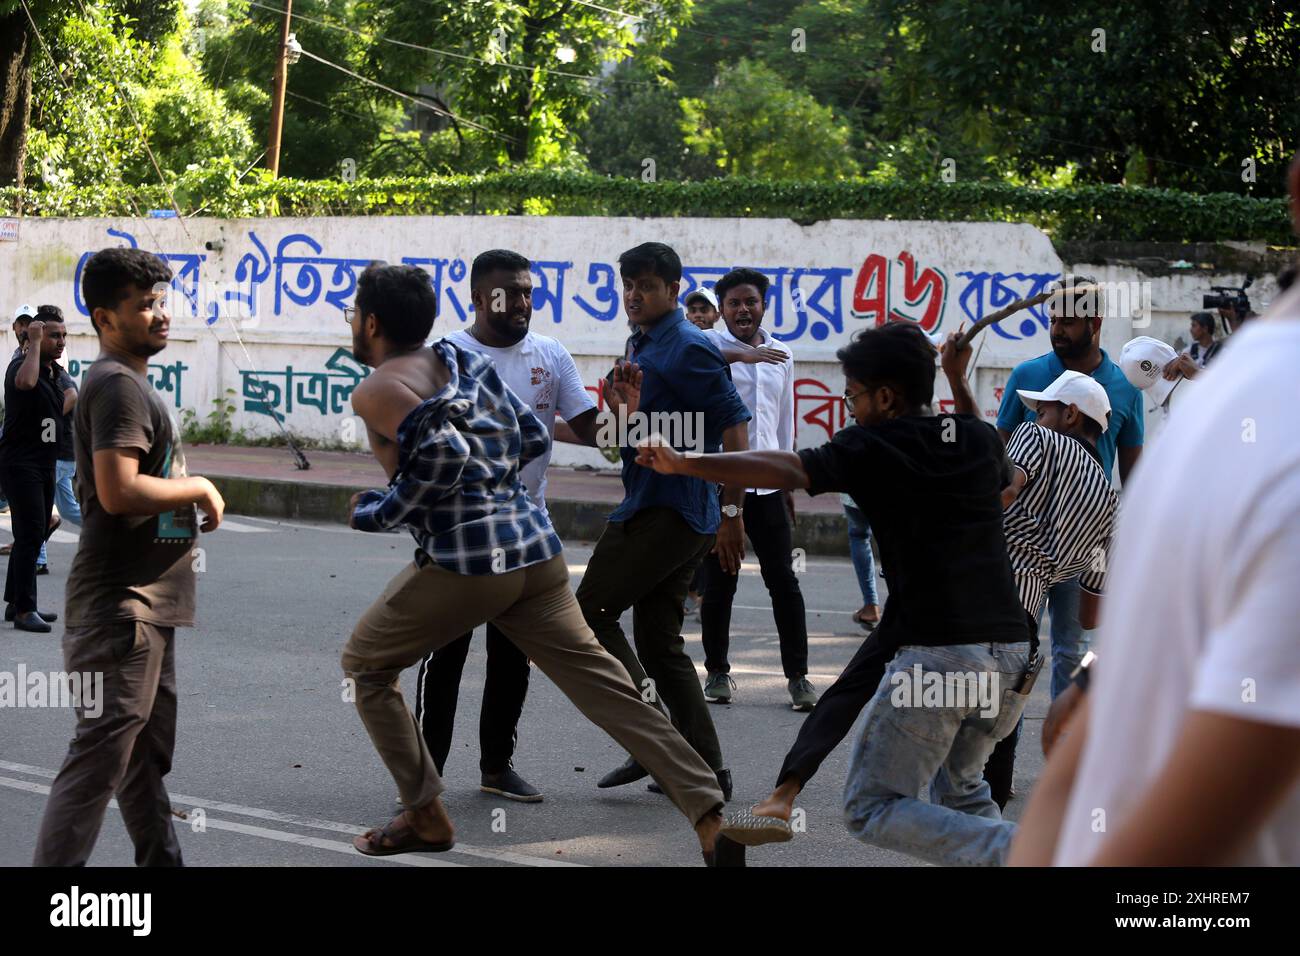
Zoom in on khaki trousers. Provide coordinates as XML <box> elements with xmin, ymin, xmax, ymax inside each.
<box><xmin>341</xmin><ymin>553</ymin><xmax>724</xmax><ymax>825</ymax></box>
<box><xmin>34</xmin><ymin>620</ymin><xmax>183</xmax><ymax>867</ymax></box>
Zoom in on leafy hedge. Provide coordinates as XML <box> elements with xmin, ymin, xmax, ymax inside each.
<box><xmin>2</xmin><ymin>169</ymin><xmax>1292</xmax><ymax>244</ymax></box>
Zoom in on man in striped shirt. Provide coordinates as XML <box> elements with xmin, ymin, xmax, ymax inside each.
<box><xmin>942</xmin><ymin>334</ymin><xmax>1118</xmax><ymax>808</ymax></box>
<box><xmin>339</xmin><ymin>264</ymin><xmax>730</xmax><ymax>862</ymax></box>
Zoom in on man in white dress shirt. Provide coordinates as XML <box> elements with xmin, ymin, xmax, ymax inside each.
<box><xmin>696</xmin><ymin>268</ymin><xmax>816</xmax><ymax>712</ymax></box>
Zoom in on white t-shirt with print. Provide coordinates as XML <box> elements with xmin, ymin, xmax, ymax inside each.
<box><xmin>444</xmin><ymin>328</ymin><xmax>595</xmax><ymax>517</ymax></box>
<box><xmin>1054</xmin><ymin>293</ymin><xmax>1300</xmax><ymax>866</ymax></box>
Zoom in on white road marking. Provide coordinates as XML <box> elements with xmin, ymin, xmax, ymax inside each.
<box><xmin>0</xmin><ymin>774</ymin><xmax>461</xmax><ymax>867</ymax></box>
<box><xmin>0</xmin><ymin>759</ymin><xmax>580</xmax><ymax>867</ymax></box>
<box><xmin>209</xmin><ymin>518</ymin><xmax>276</xmax><ymax>534</ymax></box>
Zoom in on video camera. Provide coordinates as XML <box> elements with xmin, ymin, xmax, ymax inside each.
<box><xmin>1202</xmin><ymin>275</ymin><xmax>1253</xmax><ymax>323</ymax></box>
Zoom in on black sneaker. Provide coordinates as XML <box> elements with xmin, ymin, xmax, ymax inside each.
<box><xmin>481</xmin><ymin>767</ymin><xmax>543</xmax><ymax>803</ymax></box>
<box><xmin>35</xmin><ymin>564</ymin><xmax>49</xmax><ymax>576</ymax></box>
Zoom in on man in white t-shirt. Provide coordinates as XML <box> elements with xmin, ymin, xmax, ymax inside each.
<box><xmin>416</xmin><ymin>248</ymin><xmax>603</xmax><ymax>803</ymax></box>
<box><xmin>1009</xmin><ymin>153</ymin><xmax>1300</xmax><ymax>866</ymax></box>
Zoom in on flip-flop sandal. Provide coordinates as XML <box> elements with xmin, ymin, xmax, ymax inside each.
<box><xmin>720</xmin><ymin>807</ymin><xmax>794</xmax><ymax>846</ymax></box>
<box><xmin>353</xmin><ymin>815</ymin><xmax>456</xmax><ymax>857</ymax></box>
<box><xmin>852</xmin><ymin>611</ymin><xmax>878</xmax><ymax>632</ymax></box>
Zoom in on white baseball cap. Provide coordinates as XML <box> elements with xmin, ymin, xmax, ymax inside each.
<box><xmin>684</xmin><ymin>286</ymin><xmax>718</xmax><ymax>311</ymax></box>
<box><xmin>1120</xmin><ymin>336</ymin><xmax>1179</xmax><ymax>407</ymax></box>
<box><xmin>12</xmin><ymin>304</ymin><xmax>35</xmax><ymax>322</ymax></box>
<box><xmin>1017</xmin><ymin>370</ymin><xmax>1112</xmax><ymax>433</ymax></box>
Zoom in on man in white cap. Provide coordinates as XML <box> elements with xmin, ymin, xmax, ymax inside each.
<box><xmin>947</xmin><ymin>344</ymin><xmax>1119</xmax><ymax>809</ymax></box>
<box><xmin>996</xmin><ymin>275</ymin><xmax>1143</xmax><ymax>708</ymax></box>
<box><xmin>684</xmin><ymin>286</ymin><xmax>720</xmax><ymax>330</ymax></box>
<box><xmin>1011</xmin><ymin>151</ymin><xmax>1300</xmax><ymax>866</ymax></box>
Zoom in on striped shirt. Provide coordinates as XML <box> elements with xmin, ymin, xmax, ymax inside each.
<box><xmin>351</xmin><ymin>339</ymin><xmax>563</xmax><ymax>575</ymax></box>
<box><xmin>1002</xmin><ymin>422</ymin><xmax>1117</xmax><ymax>623</ymax></box>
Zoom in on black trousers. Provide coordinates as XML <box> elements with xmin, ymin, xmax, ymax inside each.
<box><xmin>983</xmin><ymin>720</ymin><xmax>1020</xmax><ymax>810</ymax></box>
<box><xmin>776</xmin><ymin>629</ymin><xmax>891</xmax><ymax>788</ymax></box>
<box><xmin>0</xmin><ymin>464</ymin><xmax>54</xmax><ymax>614</ymax></box>
<box><xmin>576</xmin><ymin>507</ymin><xmax>723</xmax><ymax>770</ymax></box>
<box><xmin>416</xmin><ymin>622</ymin><xmax>531</xmax><ymax>776</ymax></box>
<box><xmin>701</xmin><ymin>491</ymin><xmax>809</xmax><ymax>680</ymax></box>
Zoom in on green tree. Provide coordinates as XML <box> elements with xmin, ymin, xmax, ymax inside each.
<box><xmin>579</xmin><ymin>61</ymin><xmax>711</xmax><ymax>181</ymax></box>
<box><xmin>680</xmin><ymin>59</ymin><xmax>859</xmax><ymax>179</ymax></box>
<box><xmin>866</xmin><ymin>0</ymin><xmax>1300</xmax><ymax>193</ymax></box>
<box><xmin>22</xmin><ymin>1</ymin><xmax>254</xmax><ymax>191</ymax></box>
<box><xmin>365</xmin><ymin>0</ymin><xmax>691</xmax><ymax>168</ymax></box>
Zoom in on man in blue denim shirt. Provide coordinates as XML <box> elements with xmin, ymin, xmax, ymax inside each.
<box><xmin>577</xmin><ymin>242</ymin><xmax>752</xmax><ymax>799</ymax></box>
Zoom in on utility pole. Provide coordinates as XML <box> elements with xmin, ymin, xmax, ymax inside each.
<box><xmin>266</xmin><ymin>0</ymin><xmax>294</xmax><ymax>178</ymax></box>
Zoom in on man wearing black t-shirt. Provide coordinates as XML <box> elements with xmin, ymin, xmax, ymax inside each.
<box><xmin>0</xmin><ymin>309</ymin><xmax>71</xmax><ymax>631</ymax></box>
<box><xmin>636</xmin><ymin>321</ymin><xmax>1033</xmax><ymax>866</ymax></box>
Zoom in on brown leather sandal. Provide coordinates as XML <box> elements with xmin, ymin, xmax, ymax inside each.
<box><xmin>353</xmin><ymin>812</ymin><xmax>455</xmax><ymax>856</ymax></box>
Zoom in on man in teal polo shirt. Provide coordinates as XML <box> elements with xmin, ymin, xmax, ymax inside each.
<box><xmin>996</xmin><ymin>274</ymin><xmax>1143</xmax><ymax>699</ymax></box>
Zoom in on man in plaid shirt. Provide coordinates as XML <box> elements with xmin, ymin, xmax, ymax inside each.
<box><xmin>341</xmin><ymin>263</ymin><xmax>732</xmax><ymax>863</ymax></box>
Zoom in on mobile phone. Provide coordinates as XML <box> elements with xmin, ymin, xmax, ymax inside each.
<box><xmin>1015</xmin><ymin>651</ymin><xmax>1045</xmax><ymax>695</ymax></box>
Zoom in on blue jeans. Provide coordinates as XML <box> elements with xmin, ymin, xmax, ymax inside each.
<box><xmin>842</xmin><ymin>642</ymin><xmax>1030</xmax><ymax>866</ymax></box>
<box><xmin>1046</xmin><ymin>577</ymin><xmax>1093</xmax><ymax>699</ymax></box>
<box><xmin>39</xmin><ymin>459</ymin><xmax>82</xmax><ymax>566</ymax></box>
<box><xmin>843</xmin><ymin>504</ymin><xmax>878</xmax><ymax>606</ymax></box>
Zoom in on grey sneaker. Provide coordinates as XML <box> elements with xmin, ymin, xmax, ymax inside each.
<box><xmin>788</xmin><ymin>677</ymin><xmax>818</xmax><ymax>712</ymax></box>
<box><xmin>703</xmin><ymin>672</ymin><xmax>735</xmax><ymax>703</ymax></box>
<box><xmin>481</xmin><ymin>767</ymin><xmax>543</xmax><ymax>803</ymax></box>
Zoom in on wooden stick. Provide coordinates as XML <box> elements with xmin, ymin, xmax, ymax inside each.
<box><xmin>952</xmin><ymin>284</ymin><xmax>1101</xmax><ymax>351</ymax></box>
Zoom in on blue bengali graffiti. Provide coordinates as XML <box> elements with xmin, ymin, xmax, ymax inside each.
<box><xmin>69</xmin><ymin>228</ymin><xmax>1060</xmax><ymax>347</ymax></box>
<box><xmin>956</xmin><ymin>270</ymin><xmax>1061</xmax><ymax>340</ymax></box>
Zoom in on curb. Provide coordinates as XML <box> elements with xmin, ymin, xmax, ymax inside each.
<box><xmin>207</xmin><ymin>475</ymin><xmax>852</xmax><ymax>557</ymax></box>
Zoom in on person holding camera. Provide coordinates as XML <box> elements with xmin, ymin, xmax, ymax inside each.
<box><xmin>1162</xmin><ymin>311</ymin><xmax>1221</xmax><ymax>382</ymax></box>
<box><xmin>0</xmin><ymin>305</ymin><xmax>71</xmax><ymax>630</ymax></box>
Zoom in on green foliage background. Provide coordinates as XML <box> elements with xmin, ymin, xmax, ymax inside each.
<box><xmin>2</xmin><ymin>0</ymin><xmax>1296</xmax><ymax>242</ymax></box>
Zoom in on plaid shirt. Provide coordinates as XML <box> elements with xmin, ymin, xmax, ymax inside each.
<box><xmin>351</xmin><ymin>339</ymin><xmax>562</xmax><ymax>575</ymax></box>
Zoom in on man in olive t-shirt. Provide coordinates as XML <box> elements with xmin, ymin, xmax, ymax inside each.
<box><xmin>34</xmin><ymin>248</ymin><xmax>224</xmax><ymax>868</ymax></box>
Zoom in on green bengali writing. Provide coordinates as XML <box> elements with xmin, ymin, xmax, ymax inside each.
<box><xmin>239</xmin><ymin>348</ymin><xmax>369</xmax><ymax>423</ymax></box>
<box><xmin>66</xmin><ymin>358</ymin><xmax>188</xmax><ymax>409</ymax></box>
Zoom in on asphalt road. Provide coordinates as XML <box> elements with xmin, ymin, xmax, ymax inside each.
<box><xmin>0</xmin><ymin>513</ymin><xmax>1049</xmax><ymax>868</ymax></box>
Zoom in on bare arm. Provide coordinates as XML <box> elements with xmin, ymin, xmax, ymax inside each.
<box><xmin>350</xmin><ymin>374</ymin><xmax>422</xmax><ymax>480</ymax></box>
<box><xmin>637</xmin><ymin>444</ymin><xmax>810</xmax><ymax>492</ymax></box>
<box><xmin>1078</xmin><ymin>590</ymin><xmax>1101</xmax><ymax>630</ymax></box>
<box><xmin>1117</xmin><ymin>445</ymin><xmax>1141</xmax><ymax>485</ymax></box>
<box><xmin>1000</xmin><ymin>467</ymin><xmax>1027</xmax><ymax>510</ymax></box>
<box><xmin>711</xmin><ymin>422</ymin><xmax>752</xmax><ymax>574</ymax></box>
<box><xmin>93</xmin><ymin>447</ymin><xmax>223</xmax><ymax>531</ymax></box>
<box><xmin>1007</xmin><ymin>696</ymin><xmax>1091</xmax><ymax>866</ymax></box>
<box><xmin>1090</xmin><ymin>711</ymin><xmax>1300</xmax><ymax>866</ymax></box>
<box><xmin>561</xmin><ymin>407</ymin><xmax>601</xmax><ymax>447</ymax></box>
<box><xmin>62</xmin><ymin>387</ymin><xmax>77</xmax><ymax>415</ymax></box>
<box><xmin>14</xmin><ymin>338</ymin><xmax>41</xmax><ymax>390</ymax></box>
<box><xmin>719</xmin><ymin>342</ymin><xmax>788</xmax><ymax>366</ymax></box>
<box><xmin>940</xmin><ymin>332</ymin><xmax>979</xmax><ymax>416</ymax></box>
